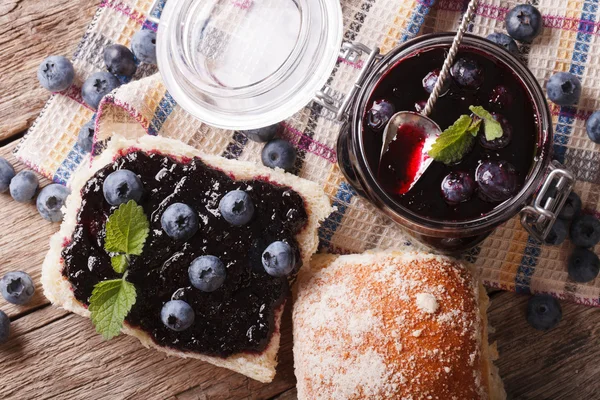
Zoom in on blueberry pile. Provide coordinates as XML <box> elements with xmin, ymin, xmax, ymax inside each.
<box><xmin>37</xmin><ymin>28</ymin><xmax>158</xmax><ymax>154</ymax></box>
<box><xmin>102</xmin><ymin>168</ymin><xmax>297</xmax><ymax>333</ymax></box>
<box><xmin>0</xmin><ymin>271</ymin><xmax>36</xmax><ymax>344</ymax></box>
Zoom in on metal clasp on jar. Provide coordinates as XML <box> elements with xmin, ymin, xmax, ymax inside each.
<box><xmin>147</xmin><ymin>0</ymin><xmax>162</xmax><ymax>24</ymax></box>
<box><xmin>520</xmin><ymin>161</ymin><xmax>575</xmax><ymax>242</ymax></box>
<box><xmin>314</xmin><ymin>42</ymin><xmax>382</xmax><ymax>121</ymax></box>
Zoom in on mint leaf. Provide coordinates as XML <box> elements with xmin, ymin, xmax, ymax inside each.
<box><xmin>89</xmin><ymin>279</ymin><xmax>136</xmax><ymax>340</ymax></box>
<box><xmin>111</xmin><ymin>255</ymin><xmax>129</xmax><ymax>274</ymax></box>
<box><xmin>429</xmin><ymin>115</ymin><xmax>475</xmax><ymax>165</ymax></box>
<box><xmin>466</xmin><ymin>118</ymin><xmax>482</xmax><ymax>137</ymax></box>
<box><xmin>105</xmin><ymin>200</ymin><xmax>149</xmax><ymax>256</ymax></box>
<box><xmin>469</xmin><ymin>105</ymin><xmax>503</xmax><ymax>141</ymax></box>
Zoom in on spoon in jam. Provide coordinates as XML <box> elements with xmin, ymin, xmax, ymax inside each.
<box><xmin>379</xmin><ymin>0</ymin><xmax>479</xmax><ymax>195</ymax></box>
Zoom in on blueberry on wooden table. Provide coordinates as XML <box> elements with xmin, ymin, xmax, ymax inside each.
<box><xmin>0</xmin><ymin>310</ymin><xmax>9</xmax><ymax>344</ymax></box>
<box><xmin>262</xmin><ymin>241</ymin><xmax>295</xmax><ymax>277</ymax></box>
<box><xmin>486</xmin><ymin>32</ymin><xmax>520</xmax><ymax>55</ymax></box>
<box><xmin>475</xmin><ymin>160</ymin><xmax>518</xmax><ymax>202</ymax></box>
<box><xmin>161</xmin><ymin>300</ymin><xmax>195</xmax><ymax>331</ymax></box>
<box><xmin>505</xmin><ymin>4</ymin><xmax>543</xmax><ymax>43</ymax></box>
<box><xmin>365</xmin><ymin>99</ymin><xmax>395</xmax><ymax>131</ymax></box>
<box><xmin>0</xmin><ymin>158</ymin><xmax>15</xmax><ymax>193</ymax></box>
<box><xmin>585</xmin><ymin>111</ymin><xmax>600</xmax><ymax>144</ymax></box>
<box><xmin>102</xmin><ymin>169</ymin><xmax>144</xmax><ymax>206</ymax></box>
<box><xmin>241</xmin><ymin>124</ymin><xmax>280</xmax><ymax>143</ymax></box>
<box><xmin>570</xmin><ymin>214</ymin><xmax>600</xmax><ymax>248</ymax></box>
<box><xmin>37</xmin><ymin>55</ymin><xmax>75</xmax><ymax>92</ymax></box>
<box><xmin>77</xmin><ymin>120</ymin><xmax>95</xmax><ymax>153</ymax></box>
<box><xmin>219</xmin><ymin>190</ymin><xmax>255</xmax><ymax>226</ymax></box>
<box><xmin>546</xmin><ymin>72</ymin><xmax>581</xmax><ymax>106</ymax></box>
<box><xmin>261</xmin><ymin>139</ymin><xmax>297</xmax><ymax>172</ymax></box>
<box><xmin>188</xmin><ymin>256</ymin><xmax>226</xmax><ymax>292</ymax></box>
<box><xmin>131</xmin><ymin>30</ymin><xmax>157</xmax><ymax>65</ymax></box>
<box><xmin>82</xmin><ymin>71</ymin><xmax>121</xmax><ymax>110</ymax></box>
<box><xmin>9</xmin><ymin>171</ymin><xmax>39</xmax><ymax>203</ymax></box>
<box><xmin>0</xmin><ymin>271</ymin><xmax>35</xmax><ymax>305</ymax></box>
<box><xmin>161</xmin><ymin>203</ymin><xmax>199</xmax><ymax>241</ymax></box>
<box><xmin>526</xmin><ymin>295</ymin><xmax>562</xmax><ymax>331</ymax></box>
<box><xmin>440</xmin><ymin>171</ymin><xmax>475</xmax><ymax>204</ymax></box>
<box><xmin>450</xmin><ymin>57</ymin><xmax>484</xmax><ymax>89</ymax></box>
<box><xmin>568</xmin><ymin>248</ymin><xmax>600</xmax><ymax>283</ymax></box>
<box><xmin>104</xmin><ymin>44</ymin><xmax>137</xmax><ymax>78</ymax></box>
<box><xmin>37</xmin><ymin>184</ymin><xmax>70</xmax><ymax>222</ymax></box>
<box><xmin>544</xmin><ymin>218</ymin><xmax>568</xmax><ymax>246</ymax></box>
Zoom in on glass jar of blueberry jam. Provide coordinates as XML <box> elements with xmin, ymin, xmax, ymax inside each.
<box><xmin>337</xmin><ymin>33</ymin><xmax>575</xmax><ymax>253</ymax></box>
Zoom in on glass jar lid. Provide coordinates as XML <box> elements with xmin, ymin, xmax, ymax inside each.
<box><xmin>157</xmin><ymin>0</ymin><xmax>343</xmax><ymax>130</ymax></box>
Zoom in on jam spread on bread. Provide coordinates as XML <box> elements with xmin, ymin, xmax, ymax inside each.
<box><xmin>61</xmin><ymin>151</ymin><xmax>308</xmax><ymax>357</ymax></box>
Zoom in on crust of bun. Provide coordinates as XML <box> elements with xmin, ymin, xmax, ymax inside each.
<box><xmin>293</xmin><ymin>250</ymin><xmax>506</xmax><ymax>399</ymax></box>
<box><xmin>42</xmin><ymin>135</ymin><xmax>333</xmax><ymax>383</ymax></box>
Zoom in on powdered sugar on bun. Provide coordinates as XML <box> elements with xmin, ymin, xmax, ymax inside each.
<box><xmin>293</xmin><ymin>250</ymin><xmax>506</xmax><ymax>399</ymax></box>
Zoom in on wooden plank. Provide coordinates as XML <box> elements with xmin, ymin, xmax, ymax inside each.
<box><xmin>0</xmin><ymin>0</ymin><xmax>98</xmax><ymax>141</ymax></box>
<box><xmin>0</xmin><ymin>302</ymin><xmax>296</xmax><ymax>400</ymax></box>
<box><xmin>270</xmin><ymin>388</ymin><xmax>297</xmax><ymax>400</ymax></box>
<box><xmin>0</xmin><ymin>141</ymin><xmax>59</xmax><ymax>317</ymax></box>
<box><xmin>489</xmin><ymin>291</ymin><xmax>600</xmax><ymax>400</ymax></box>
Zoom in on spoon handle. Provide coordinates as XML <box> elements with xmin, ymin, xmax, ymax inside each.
<box><xmin>422</xmin><ymin>0</ymin><xmax>479</xmax><ymax>117</ymax></box>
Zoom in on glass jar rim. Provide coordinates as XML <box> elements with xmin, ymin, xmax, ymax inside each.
<box><xmin>350</xmin><ymin>33</ymin><xmax>553</xmax><ymax>235</ymax></box>
<box><xmin>156</xmin><ymin>0</ymin><xmax>343</xmax><ymax>130</ymax></box>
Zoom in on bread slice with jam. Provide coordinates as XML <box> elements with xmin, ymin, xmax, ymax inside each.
<box><xmin>42</xmin><ymin>135</ymin><xmax>332</xmax><ymax>383</ymax></box>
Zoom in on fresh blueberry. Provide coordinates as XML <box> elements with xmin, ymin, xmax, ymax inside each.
<box><xmin>219</xmin><ymin>190</ymin><xmax>254</xmax><ymax>226</ymax></box>
<box><xmin>479</xmin><ymin>113</ymin><xmax>512</xmax><ymax>150</ymax></box>
<box><xmin>570</xmin><ymin>214</ymin><xmax>600</xmax><ymax>248</ymax></box>
<box><xmin>489</xmin><ymin>85</ymin><xmax>514</xmax><ymax>109</ymax></box>
<box><xmin>131</xmin><ymin>30</ymin><xmax>157</xmax><ymax>64</ymax></box>
<box><xmin>104</xmin><ymin>44</ymin><xmax>137</xmax><ymax>78</ymax></box>
<box><xmin>505</xmin><ymin>4</ymin><xmax>543</xmax><ymax>43</ymax></box>
<box><xmin>242</xmin><ymin>124</ymin><xmax>279</xmax><ymax>143</ymax></box>
<box><xmin>486</xmin><ymin>33</ymin><xmax>520</xmax><ymax>55</ymax></box>
<box><xmin>188</xmin><ymin>255</ymin><xmax>226</xmax><ymax>292</ymax></box>
<box><xmin>544</xmin><ymin>218</ymin><xmax>568</xmax><ymax>246</ymax></box>
<box><xmin>585</xmin><ymin>110</ymin><xmax>600</xmax><ymax>144</ymax></box>
<box><xmin>365</xmin><ymin>99</ymin><xmax>395</xmax><ymax>131</ymax></box>
<box><xmin>77</xmin><ymin>120</ymin><xmax>95</xmax><ymax>153</ymax></box>
<box><xmin>9</xmin><ymin>171</ymin><xmax>39</xmax><ymax>203</ymax></box>
<box><xmin>0</xmin><ymin>271</ymin><xmax>35</xmax><ymax>305</ymax></box>
<box><xmin>0</xmin><ymin>158</ymin><xmax>15</xmax><ymax>193</ymax></box>
<box><xmin>450</xmin><ymin>57</ymin><xmax>484</xmax><ymax>89</ymax></box>
<box><xmin>103</xmin><ymin>169</ymin><xmax>144</xmax><ymax>206</ymax></box>
<box><xmin>36</xmin><ymin>184</ymin><xmax>70</xmax><ymax>222</ymax></box>
<box><xmin>422</xmin><ymin>69</ymin><xmax>449</xmax><ymax>95</ymax></box>
<box><xmin>262</xmin><ymin>241</ymin><xmax>295</xmax><ymax>277</ymax></box>
<box><xmin>546</xmin><ymin>72</ymin><xmax>581</xmax><ymax>106</ymax></box>
<box><xmin>441</xmin><ymin>171</ymin><xmax>475</xmax><ymax>204</ymax></box>
<box><xmin>568</xmin><ymin>248</ymin><xmax>600</xmax><ymax>283</ymax></box>
<box><xmin>476</xmin><ymin>160</ymin><xmax>518</xmax><ymax>202</ymax></box>
<box><xmin>161</xmin><ymin>203</ymin><xmax>199</xmax><ymax>241</ymax></box>
<box><xmin>526</xmin><ymin>295</ymin><xmax>562</xmax><ymax>331</ymax></box>
<box><xmin>81</xmin><ymin>72</ymin><xmax>120</xmax><ymax>110</ymax></box>
<box><xmin>161</xmin><ymin>300</ymin><xmax>195</xmax><ymax>331</ymax></box>
<box><xmin>261</xmin><ymin>139</ymin><xmax>297</xmax><ymax>172</ymax></box>
<box><xmin>559</xmin><ymin>191</ymin><xmax>582</xmax><ymax>220</ymax></box>
<box><xmin>37</xmin><ymin>56</ymin><xmax>75</xmax><ymax>92</ymax></box>
<box><xmin>0</xmin><ymin>310</ymin><xmax>9</xmax><ymax>344</ymax></box>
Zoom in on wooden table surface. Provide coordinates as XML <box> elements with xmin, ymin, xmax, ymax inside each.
<box><xmin>1</xmin><ymin>1</ymin><xmax>599</xmax><ymax>399</ymax></box>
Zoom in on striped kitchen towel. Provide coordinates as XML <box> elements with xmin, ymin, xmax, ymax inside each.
<box><xmin>15</xmin><ymin>0</ymin><xmax>600</xmax><ymax>307</ymax></box>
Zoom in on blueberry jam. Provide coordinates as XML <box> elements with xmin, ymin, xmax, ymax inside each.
<box><xmin>61</xmin><ymin>151</ymin><xmax>308</xmax><ymax>357</ymax></box>
<box><xmin>364</xmin><ymin>47</ymin><xmax>537</xmax><ymax>221</ymax></box>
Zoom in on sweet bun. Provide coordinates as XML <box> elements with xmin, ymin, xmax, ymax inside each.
<box><xmin>293</xmin><ymin>250</ymin><xmax>506</xmax><ymax>399</ymax></box>
<box><xmin>42</xmin><ymin>135</ymin><xmax>332</xmax><ymax>383</ymax></box>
